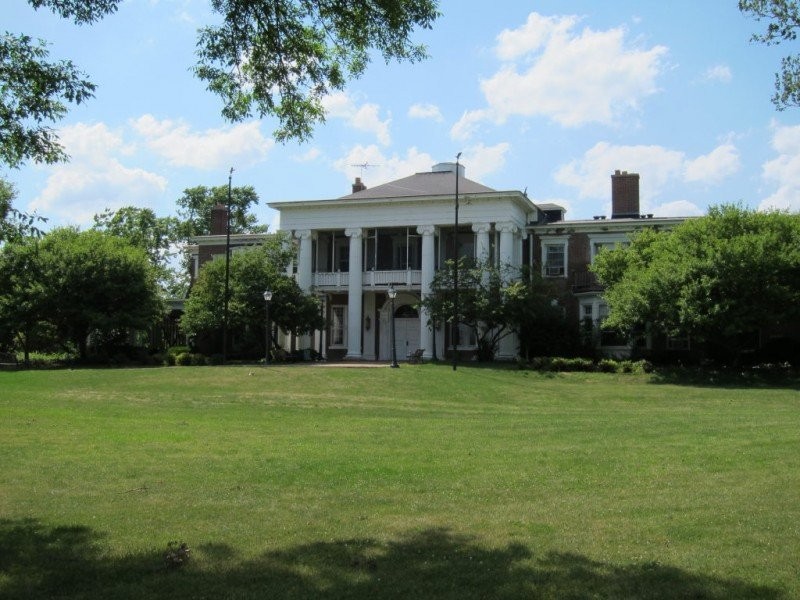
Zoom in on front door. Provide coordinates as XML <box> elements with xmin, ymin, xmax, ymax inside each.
<box><xmin>394</xmin><ymin>317</ymin><xmax>420</xmax><ymax>360</ymax></box>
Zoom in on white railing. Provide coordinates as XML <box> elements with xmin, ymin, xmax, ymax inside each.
<box><xmin>313</xmin><ymin>270</ymin><xmax>421</xmax><ymax>289</ymax></box>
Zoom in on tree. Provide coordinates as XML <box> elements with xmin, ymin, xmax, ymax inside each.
<box><xmin>0</xmin><ymin>178</ymin><xmax>47</xmax><ymax>244</ymax></box>
<box><xmin>92</xmin><ymin>206</ymin><xmax>182</xmax><ymax>294</ymax></box>
<box><xmin>176</xmin><ymin>185</ymin><xmax>266</xmax><ymax>239</ymax></box>
<box><xmin>422</xmin><ymin>260</ymin><xmax>560</xmax><ymax>361</ymax></box>
<box><xmin>740</xmin><ymin>0</ymin><xmax>800</xmax><ymax>109</ymax></box>
<box><xmin>3</xmin><ymin>0</ymin><xmax>439</xmax><ymax>167</ymax></box>
<box><xmin>0</xmin><ymin>236</ymin><xmax>49</xmax><ymax>363</ymax></box>
<box><xmin>194</xmin><ymin>0</ymin><xmax>439</xmax><ymax>142</ymax></box>
<box><xmin>182</xmin><ymin>234</ymin><xmax>323</xmax><ymax>356</ymax></box>
<box><xmin>592</xmin><ymin>205</ymin><xmax>800</xmax><ymax>361</ymax></box>
<box><xmin>34</xmin><ymin>228</ymin><xmax>162</xmax><ymax>359</ymax></box>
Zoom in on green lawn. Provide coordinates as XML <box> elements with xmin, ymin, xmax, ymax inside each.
<box><xmin>1</xmin><ymin>365</ymin><xmax>798</xmax><ymax>599</ymax></box>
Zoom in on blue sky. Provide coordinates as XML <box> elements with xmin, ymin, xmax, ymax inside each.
<box><xmin>5</xmin><ymin>0</ymin><xmax>800</xmax><ymax>232</ymax></box>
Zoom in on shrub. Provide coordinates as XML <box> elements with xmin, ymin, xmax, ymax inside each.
<box><xmin>207</xmin><ymin>353</ymin><xmax>224</xmax><ymax>365</ymax></box>
<box><xmin>190</xmin><ymin>353</ymin><xmax>207</xmax><ymax>366</ymax></box>
<box><xmin>597</xmin><ymin>359</ymin><xmax>619</xmax><ymax>373</ymax></box>
<box><xmin>175</xmin><ymin>352</ymin><xmax>193</xmax><ymax>366</ymax></box>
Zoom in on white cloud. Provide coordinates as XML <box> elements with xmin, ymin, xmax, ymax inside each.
<box><xmin>461</xmin><ymin>142</ymin><xmax>511</xmax><ymax>181</ymax></box>
<box><xmin>131</xmin><ymin>115</ymin><xmax>273</xmax><ymax>169</ymax></box>
<box><xmin>555</xmin><ymin>140</ymin><xmax>739</xmax><ymax>214</ymax></box>
<box><xmin>651</xmin><ymin>199</ymin><xmax>704</xmax><ymax>217</ymax></box>
<box><xmin>684</xmin><ymin>142</ymin><xmax>740</xmax><ymax>183</ymax></box>
<box><xmin>555</xmin><ymin>142</ymin><xmax>685</xmax><ymax>201</ymax></box>
<box><xmin>451</xmin><ymin>109</ymin><xmax>492</xmax><ymax>142</ymax></box>
<box><xmin>495</xmin><ymin>13</ymin><xmax>579</xmax><ymax>60</ymax></box>
<box><xmin>322</xmin><ymin>92</ymin><xmax>391</xmax><ymax>145</ymax></box>
<box><xmin>759</xmin><ymin>122</ymin><xmax>800</xmax><ymax>211</ymax></box>
<box><xmin>457</xmin><ymin>11</ymin><xmax>668</xmax><ymax>136</ymax></box>
<box><xmin>408</xmin><ymin>102</ymin><xmax>443</xmax><ymax>122</ymax></box>
<box><xmin>702</xmin><ymin>64</ymin><xmax>732</xmax><ymax>84</ymax></box>
<box><xmin>333</xmin><ymin>145</ymin><xmax>434</xmax><ymax>187</ymax></box>
<box><xmin>28</xmin><ymin>122</ymin><xmax>167</xmax><ymax>226</ymax></box>
<box><xmin>293</xmin><ymin>147</ymin><xmax>322</xmax><ymax>162</ymax></box>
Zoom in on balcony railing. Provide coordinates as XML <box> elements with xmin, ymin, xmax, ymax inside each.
<box><xmin>572</xmin><ymin>270</ymin><xmax>604</xmax><ymax>294</ymax></box>
<box><xmin>313</xmin><ymin>269</ymin><xmax>421</xmax><ymax>289</ymax></box>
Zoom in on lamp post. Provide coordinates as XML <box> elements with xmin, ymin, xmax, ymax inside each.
<box><xmin>263</xmin><ymin>289</ymin><xmax>273</xmax><ymax>365</ymax></box>
<box><xmin>222</xmin><ymin>166</ymin><xmax>234</xmax><ymax>364</ymax></box>
<box><xmin>387</xmin><ymin>286</ymin><xmax>399</xmax><ymax>368</ymax></box>
<box><xmin>452</xmin><ymin>152</ymin><xmax>462</xmax><ymax>371</ymax></box>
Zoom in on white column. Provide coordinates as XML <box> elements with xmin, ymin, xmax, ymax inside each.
<box><xmin>472</xmin><ymin>222</ymin><xmax>491</xmax><ymax>264</ymax></box>
<box><xmin>294</xmin><ymin>229</ymin><xmax>313</xmax><ymax>292</ymax></box>
<box><xmin>497</xmin><ymin>222</ymin><xmax>518</xmax><ymax>280</ymax></box>
<box><xmin>417</xmin><ymin>225</ymin><xmax>436</xmax><ymax>359</ymax></box>
<box><xmin>345</xmin><ymin>228</ymin><xmax>363</xmax><ymax>359</ymax></box>
<box><xmin>496</xmin><ymin>222</ymin><xmax>519</xmax><ymax>360</ymax></box>
<box><xmin>294</xmin><ymin>230</ymin><xmax>314</xmax><ymax>349</ymax></box>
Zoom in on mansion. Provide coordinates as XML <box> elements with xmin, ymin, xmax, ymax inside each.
<box><xmin>189</xmin><ymin>163</ymin><xmax>686</xmax><ymax>361</ymax></box>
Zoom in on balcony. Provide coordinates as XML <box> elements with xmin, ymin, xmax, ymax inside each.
<box><xmin>572</xmin><ymin>270</ymin><xmax>605</xmax><ymax>294</ymax></box>
<box><xmin>313</xmin><ymin>269</ymin><xmax>422</xmax><ymax>290</ymax></box>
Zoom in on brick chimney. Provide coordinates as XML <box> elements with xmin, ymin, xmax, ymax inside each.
<box><xmin>611</xmin><ymin>170</ymin><xmax>640</xmax><ymax>219</ymax></box>
<box><xmin>352</xmin><ymin>177</ymin><xmax>367</xmax><ymax>194</ymax></box>
<box><xmin>210</xmin><ymin>203</ymin><xmax>228</xmax><ymax>235</ymax></box>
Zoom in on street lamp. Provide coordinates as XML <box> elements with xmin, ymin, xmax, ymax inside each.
<box><xmin>453</xmin><ymin>152</ymin><xmax>462</xmax><ymax>371</ymax></box>
<box><xmin>222</xmin><ymin>166</ymin><xmax>234</xmax><ymax>364</ymax></box>
<box><xmin>263</xmin><ymin>289</ymin><xmax>273</xmax><ymax>365</ymax></box>
<box><xmin>387</xmin><ymin>286</ymin><xmax>399</xmax><ymax>368</ymax></box>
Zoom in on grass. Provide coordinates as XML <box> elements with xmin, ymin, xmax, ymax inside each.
<box><xmin>0</xmin><ymin>364</ymin><xmax>798</xmax><ymax>599</ymax></box>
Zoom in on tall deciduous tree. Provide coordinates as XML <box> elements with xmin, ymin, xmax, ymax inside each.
<box><xmin>182</xmin><ymin>233</ymin><xmax>323</xmax><ymax>356</ymax></box>
<box><xmin>592</xmin><ymin>205</ymin><xmax>800</xmax><ymax>359</ymax></box>
<box><xmin>740</xmin><ymin>0</ymin><xmax>800</xmax><ymax>109</ymax></box>
<box><xmin>0</xmin><ymin>235</ymin><xmax>49</xmax><ymax>363</ymax></box>
<box><xmin>176</xmin><ymin>185</ymin><xmax>266</xmax><ymax>239</ymax></box>
<box><xmin>35</xmin><ymin>228</ymin><xmax>162</xmax><ymax>359</ymax></box>
<box><xmin>92</xmin><ymin>206</ymin><xmax>182</xmax><ymax>293</ymax></box>
<box><xmin>194</xmin><ymin>0</ymin><xmax>439</xmax><ymax>142</ymax></box>
<box><xmin>0</xmin><ymin>178</ymin><xmax>47</xmax><ymax>244</ymax></box>
<box><xmin>422</xmin><ymin>260</ymin><xmax>560</xmax><ymax>361</ymax></box>
<box><xmin>3</xmin><ymin>0</ymin><xmax>439</xmax><ymax>167</ymax></box>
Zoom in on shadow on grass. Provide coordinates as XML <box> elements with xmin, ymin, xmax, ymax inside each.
<box><xmin>0</xmin><ymin>518</ymin><xmax>785</xmax><ymax>599</ymax></box>
<box><xmin>648</xmin><ymin>367</ymin><xmax>800</xmax><ymax>391</ymax></box>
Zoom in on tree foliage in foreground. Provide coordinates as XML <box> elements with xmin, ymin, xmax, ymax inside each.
<box><xmin>195</xmin><ymin>0</ymin><xmax>439</xmax><ymax>142</ymax></box>
<box><xmin>592</xmin><ymin>204</ymin><xmax>800</xmax><ymax>356</ymax></box>
<box><xmin>3</xmin><ymin>0</ymin><xmax>439</xmax><ymax>167</ymax></box>
<box><xmin>740</xmin><ymin>0</ymin><xmax>800</xmax><ymax>109</ymax></box>
<box><xmin>0</xmin><ymin>228</ymin><xmax>162</xmax><ymax>360</ymax></box>
<box><xmin>0</xmin><ymin>178</ymin><xmax>47</xmax><ymax>244</ymax></box>
<box><xmin>182</xmin><ymin>234</ymin><xmax>323</xmax><ymax>355</ymax></box>
<box><xmin>176</xmin><ymin>185</ymin><xmax>266</xmax><ymax>239</ymax></box>
<box><xmin>422</xmin><ymin>260</ymin><xmax>561</xmax><ymax>361</ymax></box>
<box><xmin>92</xmin><ymin>206</ymin><xmax>181</xmax><ymax>294</ymax></box>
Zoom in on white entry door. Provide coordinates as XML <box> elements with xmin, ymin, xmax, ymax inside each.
<box><xmin>394</xmin><ymin>318</ymin><xmax>420</xmax><ymax>360</ymax></box>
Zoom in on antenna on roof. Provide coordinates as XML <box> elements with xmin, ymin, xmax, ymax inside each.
<box><xmin>350</xmin><ymin>162</ymin><xmax>380</xmax><ymax>177</ymax></box>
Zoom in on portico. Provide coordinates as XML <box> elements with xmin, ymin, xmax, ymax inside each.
<box><xmin>269</xmin><ymin>162</ymin><xmax>537</xmax><ymax>362</ymax></box>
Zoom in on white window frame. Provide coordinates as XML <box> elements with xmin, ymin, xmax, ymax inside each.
<box><xmin>587</xmin><ymin>233</ymin><xmax>630</xmax><ymax>262</ymax></box>
<box><xmin>450</xmin><ymin>322</ymin><xmax>478</xmax><ymax>350</ymax></box>
<box><xmin>540</xmin><ymin>236</ymin><xmax>569</xmax><ymax>278</ymax></box>
<box><xmin>330</xmin><ymin>305</ymin><xmax>347</xmax><ymax>348</ymax></box>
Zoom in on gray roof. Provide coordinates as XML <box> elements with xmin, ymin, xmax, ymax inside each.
<box><xmin>339</xmin><ymin>171</ymin><xmax>495</xmax><ymax>200</ymax></box>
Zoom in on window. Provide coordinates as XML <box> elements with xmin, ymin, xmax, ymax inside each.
<box><xmin>451</xmin><ymin>323</ymin><xmax>477</xmax><ymax>349</ymax></box>
<box><xmin>667</xmin><ymin>335</ymin><xmax>691</xmax><ymax>351</ymax></box>
<box><xmin>545</xmin><ymin>244</ymin><xmax>565</xmax><ymax>276</ymax></box>
<box><xmin>588</xmin><ymin>234</ymin><xmax>629</xmax><ymax>262</ymax></box>
<box><xmin>330</xmin><ymin>305</ymin><xmax>347</xmax><ymax>347</ymax></box>
<box><xmin>334</xmin><ymin>238</ymin><xmax>349</xmax><ymax>271</ymax></box>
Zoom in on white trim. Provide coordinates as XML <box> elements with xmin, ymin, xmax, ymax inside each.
<box><xmin>540</xmin><ymin>235</ymin><xmax>569</xmax><ymax>278</ymax></box>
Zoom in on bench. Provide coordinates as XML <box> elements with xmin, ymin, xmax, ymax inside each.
<box><xmin>407</xmin><ymin>348</ymin><xmax>424</xmax><ymax>364</ymax></box>
<box><xmin>0</xmin><ymin>351</ymin><xmax>19</xmax><ymax>368</ymax></box>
